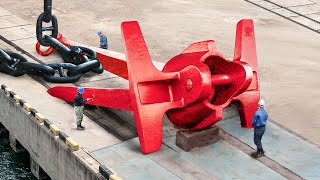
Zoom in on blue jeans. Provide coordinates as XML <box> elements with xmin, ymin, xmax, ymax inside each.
<box><xmin>254</xmin><ymin>126</ymin><xmax>266</xmax><ymax>150</ymax></box>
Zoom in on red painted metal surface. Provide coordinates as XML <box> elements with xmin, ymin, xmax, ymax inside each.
<box><xmin>35</xmin><ymin>42</ymin><xmax>55</xmax><ymax>56</ymax></box>
<box><xmin>48</xmin><ymin>86</ymin><xmax>131</xmax><ymax>110</ymax></box>
<box><xmin>232</xmin><ymin>19</ymin><xmax>260</xmax><ymax>128</ymax></box>
<box><xmin>44</xmin><ymin>19</ymin><xmax>260</xmax><ymax>154</ymax></box>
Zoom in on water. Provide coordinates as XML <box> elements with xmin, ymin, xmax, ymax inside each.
<box><xmin>0</xmin><ymin>132</ymin><xmax>36</xmax><ymax>180</ymax></box>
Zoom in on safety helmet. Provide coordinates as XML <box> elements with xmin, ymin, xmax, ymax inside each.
<box><xmin>258</xmin><ymin>99</ymin><xmax>265</xmax><ymax>107</ymax></box>
<box><xmin>97</xmin><ymin>31</ymin><xmax>102</xmax><ymax>36</ymax></box>
<box><xmin>78</xmin><ymin>87</ymin><xmax>85</xmax><ymax>93</ymax></box>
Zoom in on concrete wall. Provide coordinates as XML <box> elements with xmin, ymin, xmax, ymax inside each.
<box><xmin>0</xmin><ymin>91</ymin><xmax>102</xmax><ymax>180</ymax></box>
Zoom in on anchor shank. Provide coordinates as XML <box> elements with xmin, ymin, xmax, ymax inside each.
<box><xmin>211</xmin><ymin>74</ymin><xmax>233</xmax><ymax>85</ymax></box>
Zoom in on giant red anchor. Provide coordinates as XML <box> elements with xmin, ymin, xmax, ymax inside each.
<box><xmin>46</xmin><ymin>19</ymin><xmax>260</xmax><ymax>154</ymax></box>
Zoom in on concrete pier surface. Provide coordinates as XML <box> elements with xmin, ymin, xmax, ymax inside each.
<box><xmin>0</xmin><ymin>0</ymin><xmax>320</xmax><ymax>179</ymax></box>
<box><xmin>1</xmin><ymin>0</ymin><xmax>319</xmax><ymax>147</ymax></box>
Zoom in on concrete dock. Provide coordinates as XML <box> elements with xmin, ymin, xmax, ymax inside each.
<box><xmin>0</xmin><ymin>0</ymin><xmax>320</xmax><ymax>179</ymax></box>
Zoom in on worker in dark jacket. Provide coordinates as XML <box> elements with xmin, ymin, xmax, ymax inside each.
<box><xmin>97</xmin><ymin>31</ymin><xmax>108</xmax><ymax>49</ymax></box>
<box><xmin>251</xmin><ymin>99</ymin><xmax>268</xmax><ymax>157</ymax></box>
<box><xmin>74</xmin><ymin>87</ymin><xmax>93</xmax><ymax>130</ymax></box>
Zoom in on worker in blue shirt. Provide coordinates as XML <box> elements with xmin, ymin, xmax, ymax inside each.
<box><xmin>251</xmin><ymin>99</ymin><xmax>268</xmax><ymax>157</ymax></box>
<box><xmin>97</xmin><ymin>31</ymin><xmax>108</xmax><ymax>49</ymax></box>
<box><xmin>74</xmin><ymin>87</ymin><xmax>93</xmax><ymax>130</ymax></box>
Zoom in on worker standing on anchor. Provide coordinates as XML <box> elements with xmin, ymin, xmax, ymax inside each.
<box><xmin>97</xmin><ymin>31</ymin><xmax>108</xmax><ymax>50</ymax></box>
<box><xmin>74</xmin><ymin>87</ymin><xmax>93</xmax><ymax>130</ymax></box>
<box><xmin>251</xmin><ymin>99</ymin><xmax>268</xmax><ymax>157</ymax></box>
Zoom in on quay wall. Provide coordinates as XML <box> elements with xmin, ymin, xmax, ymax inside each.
<box><xmin>0</xmin><ymin>89</ymin><xmax>103</xmax><ymax>180</ymax></box>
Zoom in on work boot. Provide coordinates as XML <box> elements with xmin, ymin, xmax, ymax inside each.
<box><xmin>251</xmin><ymin>151</ymin><xmax>260</xmax><ymax>158</ymax></box>
<box><xmin>252</xmin><ymin>149</ymin><xmax>264</xmax><ymax>158</ymax></box>
<box><xmin>79</xmin><ymin>123</ymin><xmax>85</xmax><ymax>129</ymax></box>
<box><xmin>77</xmin><ymin>125</ymin><xmax>84</xmax><ymax>130</ymax></box>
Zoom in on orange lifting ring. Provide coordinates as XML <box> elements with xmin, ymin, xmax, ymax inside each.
<box><xmin>35</xmin><ymin>42</ymin><xmax>55</xmax><ymax>56</ymax></box>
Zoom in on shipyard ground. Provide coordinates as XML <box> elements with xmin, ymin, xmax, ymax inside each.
<box><xmin>0</xmin><ymin>0</ymin><xmax>320</xmax><ymax>179</ymax></box>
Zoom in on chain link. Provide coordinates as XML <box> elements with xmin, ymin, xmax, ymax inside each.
<box><xmin>0</xmin><ymin>49</ymin><xmax>28</xmax><ymax>77</ymax></box>
<box><xmin>0</xmin><ymin>49</ymin><xmax>101</xmax><ymax>83</ymax></box>
<box><xmin>43</xmin><ymin>35</ymin><xmax>104</xmax><ymax>74</ymax></box>
<box><xmin>32</xmin><ymin>0</ymin><xmax>104</xmax><ymax>82</ymax></box>
<box><xmin>43</xmin><ymin>0</ymin><xmax>53</xmax><ymax>23</ymax></box>
<box><xmin>36</xmin><ymin>0</ymin><xmax>58</xmax><ymax>46</ymax></box>
<box><xmin>6</xmin><ymin>0</ymin><xmax>104</xmax><ymax>83</ymax></box>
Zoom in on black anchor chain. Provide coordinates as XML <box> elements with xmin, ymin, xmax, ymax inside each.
<box><xmin>44</xmin><ymin>35</ymin><xmax>104</xmax><ymax>74</ymax></box>
<box><xmin>35</xmin><ymin>1</ymin><xmax>104</xmax><ymax>74</ymax></box>
<box><xmin>32</xmin><ymin>0</ymin><xmax>104</xmax><ymax>82</ymax></box>
<box><xmin>0</xmin><ymin>49</ymin><xmax>101</xmax><ymax>83</ymax></box>
<box><xmin>36</xmin><ymin>0</ymin><xmax>58</xmax><ymax>46</ymax></box>
<box><xmin>43</xmin><ymin>0</ymin><xmax>53</xmax><ymax>23</ymax></box>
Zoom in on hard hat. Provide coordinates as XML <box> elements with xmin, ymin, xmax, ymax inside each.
<box><xmin>97</xmin><ymin>31</ymin><xmax>102</xmax><ymax>36</ymax></box>
<box><xmin>258</xmin><ymin>99</ymin><xmax>265</xmax><ymax>107</ymax></box>
<box><xmin>78</xmin><ymin>87</ymin><xmax>85</xmax><ymax>93</ymax></box>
